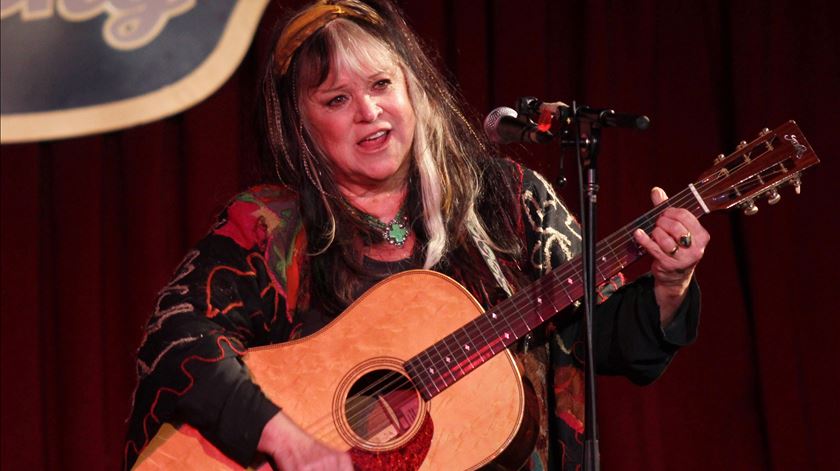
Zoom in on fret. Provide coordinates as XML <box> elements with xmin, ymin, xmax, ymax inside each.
<box><xmin>547</xmin><ymin>295</ymin><xmax>560</xmax><ymax>316</ymax></box>
<box><xmin>456</xmin><ymin>327</ymin><xmax>478</xmax><ymax>371</ymax></box>
<box><xmin>494</xmin><ymin>306</ymin><xmax>517</xmax><ymax>347</ymax></box>
<box><xmin>463</xmin><ymin>318</ymin><xmax>490</xmax><ymax>362</ymax></box>
<box><xmin>418</xmin><ymin>350</ymin><xmax>443</xmax><ymax>394</ymax></box>
<box><xmin>528</xmin><ymin>283</ymin><xmax>558</xmax><ymax>320</ymax></box>
<box><xmin>440</xmin><ymin>330</ymin><xmax>466</xmax><ymax>381</ymax></box>
<box><xmin>405</xmin><ymin>358</ymin><xmax>436</xmax><ymax>400</ymax></box>
<box><xmin>495</xmin><ymin>296</ymin><xmax>523</xmax><ymax>345</ymax></box>
<box><xmin>549</xmin><ymin>270</ymin><xmax>575</xmax><ymax>305</ymax></box>
<box><xmin>533</xmin><ymin>302</ymin><xmax>545</xmax><ymax>323</ymax></box>
<box><xmin>473</xmin><ymin>322</ymin><xmax>501</xmax><ymax>363</ymax></box>
<box><xmin>427</xmin><ymin>341</ymin><xmax>450</xmax><ymax>388</ymax></box>
<box><xmin>605</xmin><ymin>240</ymin><xmax>625</xmax><ymax>270</ymax></box>
<box><xmin>475</xmin><ymin>316</ymin><xmax>498</xmax><ymax>356</ymax></box>
<box><xmin>595</xmin><ymin>259</ymin><xmax>609</xmax><ymax>282</ymax></box>
<box><xmin>509</xmin><ymin>304</ymin><xmax>532</xmax><ymax>338</ymax></box>
<box><xmin>486</xmin><ymin>308</ymin><xmax>513</xmax><ymax>345</ymax></box>
<box><xmin>559</xmin><ymin>279</ymin><xmax>575</xmax><ymax>304</ymax></box>
<box><xmin>484</xmin><ymin>309</ymin><xmax>504</xmax><ymax>348</ymax></box>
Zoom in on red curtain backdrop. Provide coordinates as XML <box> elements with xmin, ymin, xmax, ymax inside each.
<box><xmin>2</xmin><ymin>1</ymin><xmax>838</xmax><ymax>469</ymax></box>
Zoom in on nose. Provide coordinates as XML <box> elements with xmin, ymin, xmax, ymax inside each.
<box><xmin>355</xmin><ymin>95</ymin><xmax>382</xmax><ymax>122</ymax></box>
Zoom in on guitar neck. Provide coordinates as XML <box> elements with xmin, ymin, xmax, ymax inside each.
<box><xmin>405</xmin><ymin>187</ymin><xmax>708</xmax><ymax>400</ymax></box>
<box><xmin>406</xmin><ymin>120</ymin><xmax>820</xmax><ymax>400</ymax></box>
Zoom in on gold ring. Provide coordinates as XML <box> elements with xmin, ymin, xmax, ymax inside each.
<box><xmin>669</xmin><ymin>245</ymin><xmax>679</xmax><ymax>256</ymax></box>
<box><xmin>679</xmin><ymin>232</ymin><xmax>692</xmax><ymax>248</ymax></box>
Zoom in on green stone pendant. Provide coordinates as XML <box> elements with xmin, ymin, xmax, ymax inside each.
<box><xmin>385</xmin><ymin>220</ymin><xmax>409</xmax><ymax>246</ymax></box>
<box><xmin>357</xmin><ymin>204</ymin><xmax>410</xmax><ymax>247</ymax></box>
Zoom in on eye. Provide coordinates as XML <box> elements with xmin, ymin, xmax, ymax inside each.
<box><xmin>373</xmin><ymin>78</ymin><xmax>392</xmax><ymax>90</ymax></box>
<box><xmin>326</xmin><ymin>95</ymin><xmax>347</xmax><ymax>107</ymax></box>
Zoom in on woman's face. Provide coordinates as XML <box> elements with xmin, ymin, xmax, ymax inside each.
<box><xmin>301</xmin><ymin>56</ymin><xmax>416</xmax><ymax>194</ymax></box>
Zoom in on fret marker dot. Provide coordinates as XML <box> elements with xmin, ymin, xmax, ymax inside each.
<box><xmin>601</xmin><ymin>256</ymin><xmax>607</xmax><ymax>262</ymax></box>
<box><xmin>464</xmin><ymin>344</ymin><xmax>470</xmax><ymax>350</ymax></box>
<box><xmin>445</xmin><ymin>356</ymin><xmax>451</xmax><ymax>362</ymax></box>
<box><xmin>428</xmin><ymin>367</ymin><xmax>435</xmax><ymax>373</ymax></box>
<box><xmin>537</xmin><ymin>297</ymin><xmax>542</xmax><ymax>304</ymax></box>
<box><xmin>491</xmin><ymin>312</ymin><xmax>497</xmax><ymax>319</ymax></box>
<box><xmin>567</xmin><ymin>278</ymin><xmax>574</xmax><ymax>285</ymax></box>
<box><xmin>504</xmin><ymin>332</ymin><xmax>510</xmax><ymax>339</ymax></box>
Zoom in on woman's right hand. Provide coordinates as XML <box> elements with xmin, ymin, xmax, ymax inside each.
<box><xmin>257</xmin><ymin>411</ymin><xmax>354</xmax><ymax>470</ymax></box>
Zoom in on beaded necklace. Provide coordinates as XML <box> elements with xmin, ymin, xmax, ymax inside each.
<box><xmin>349</xmin><ymin>202</ymin><xmax>410</xmax><ymax>247</ymax></box>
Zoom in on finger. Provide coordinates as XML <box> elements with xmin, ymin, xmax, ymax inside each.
<box><xmin>650</xmin><ymin>186</ymin><xmax>668</xmax><ymax>206</ymax></box>
<box><xmin>654</xmin><ymin>214</ymin><xmax>691</xmax><ymax>243</ymax></box>
<box><xmin>660</xmin><ymin>208</ymin><xmax>711</xmax><ymax>248</ymax></box>
<box><xmin>634</xmin><ymin>228</ymin><xmax>674</xmax><ymax>259</ymax></box>
<box><xmin>650</xmin><ymin>226</ymin><xmax>680</xmax><ymax>256</ymax></box>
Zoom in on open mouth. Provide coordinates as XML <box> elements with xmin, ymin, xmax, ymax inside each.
<box><xmin>358</xmin><ymin>129</ymin><xmax>390</xmax><ymax>146</ymax></box>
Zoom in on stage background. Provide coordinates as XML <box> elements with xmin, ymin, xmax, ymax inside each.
<box><xmin>2</xmin><ymin>1</ymin><xmax>838</xmax><ymax>469</ymax></box>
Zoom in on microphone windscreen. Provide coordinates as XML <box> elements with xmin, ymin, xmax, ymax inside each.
<box><xmin>483</xmin><ymin>107</ymin><xmax>518</xmax><ymax>143</ymax></box>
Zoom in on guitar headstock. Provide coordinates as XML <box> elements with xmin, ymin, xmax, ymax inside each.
<box><xmin>695</xmin><ymin>121</ymin><xmax>820</xmax><ymax>215</ymax></box>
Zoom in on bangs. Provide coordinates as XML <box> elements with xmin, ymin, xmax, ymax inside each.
<box><xmin>296</xmin><ymin>18</ymin><xmax>399</xmax><ymax>90</ymax></box>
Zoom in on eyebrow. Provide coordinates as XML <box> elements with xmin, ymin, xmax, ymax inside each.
<box><xmin>311</xmin><ymin>70</ymin><xmax>394</xmax><ymax>95</ymax></box>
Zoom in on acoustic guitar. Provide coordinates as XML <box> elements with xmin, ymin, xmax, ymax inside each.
<box><xmin>134</xmin><ymin>121</ymin><xmax>819</xmax><ymax>470</ymax></box>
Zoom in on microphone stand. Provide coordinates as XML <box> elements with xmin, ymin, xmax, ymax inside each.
<box><xmin>515</xmin><ymin>97</ymin><xmax>648</xmax><ymax>471</ymax></box>
<box><xmin>558</xmin><ymin>102</ymin><xmax>605</xmax><ymax>471</ymax></box>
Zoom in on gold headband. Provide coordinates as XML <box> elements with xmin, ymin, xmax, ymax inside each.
<box><xmin>274</xmin><ymin>0</ymin><xmax>384</xmax><ymax>76</ymax></box>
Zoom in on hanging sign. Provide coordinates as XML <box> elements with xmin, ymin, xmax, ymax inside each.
<box><xmin>1</xmin><ymin>0</ymin><xmax>270</xmax><ymax>143</ymax></box>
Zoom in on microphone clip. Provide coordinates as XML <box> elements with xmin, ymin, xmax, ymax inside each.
<box><xmin>515</xmin><ymin>96</ymin><xmax>651</xmax><ymax>131</ymax></box>
<box><xmin>516</xmin><ymin>96</ymin><xmax>561</xmax><ymax>132</ymax></box>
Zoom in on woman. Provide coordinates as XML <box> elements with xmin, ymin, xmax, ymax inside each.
<box><xmin>124</xmin><ymin>0</ymin><xmax>709</xmax><ymax>469</ymax></box>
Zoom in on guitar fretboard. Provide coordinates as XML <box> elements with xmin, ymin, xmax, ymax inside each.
<box><xmin>404</xmin><ymin>188</ymin><xmax>706</xmax><ymax>401</ymax></box>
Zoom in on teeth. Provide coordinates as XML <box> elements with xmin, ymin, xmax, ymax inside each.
<box><xmin>364</xmin><ymin>130</ymin><xmax>386</xmax><ymax>141</ymax></box>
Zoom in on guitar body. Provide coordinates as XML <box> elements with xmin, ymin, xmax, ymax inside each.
<box><xmin>134</xmin><ymin>270</ymin><xmax>527</xmax><ymax>470</ymax></box>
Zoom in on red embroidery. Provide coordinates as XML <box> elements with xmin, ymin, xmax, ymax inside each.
<box><xmin>553</xmin><ymin>365</ymin><xmax>584</xmax><ymax>434</ymax></box>
<box><xmin>204</xmin><ymin>253</ymin><xmax>279</xmax><ymax>320</ymax></box>
<box><xmin>124</xmin><ymin>336</ymin><xmax>246</xmax><ymax>470</ymax></box>
<box><xmin>596</xmin><ymin>273</ymin><xmax>626</xmax><ymax>304</ymax></box>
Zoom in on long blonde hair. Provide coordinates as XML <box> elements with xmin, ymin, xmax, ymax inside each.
<box><xmin>261</xmin><ymin>0</ymin><xmax>522</xmax><ymax>311</ymax></box>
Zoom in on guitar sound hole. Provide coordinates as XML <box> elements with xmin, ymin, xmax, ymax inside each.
<box><xmin>343</xmin><ymin>369</ymin><xmax>421</xmax><ymax>446</ymax></box>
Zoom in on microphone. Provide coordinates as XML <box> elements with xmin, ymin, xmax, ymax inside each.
<box><xmin>517</xmin><ymin>96</ymin><xmax>651</xmax><ymax>131</ymax></box>
<box><xmin>483</xmin><ymin>107</ymin><xmax>554</xmax><ymax>144</ymax></box>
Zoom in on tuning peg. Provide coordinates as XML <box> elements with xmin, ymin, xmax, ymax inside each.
<box><xmin>736</xmin><ymin>140</ymin><xmax>748</xmax><ymax>150</ymax></box>
<box><xmin>766</xmin><ymin>188</ymin><xmax>781</xmax><ymax>205</ymax></box>
<box><xmin>758</xmin><ymin>127</ymin><xmax>775</xmax><ymax>150</ymax></box>
<box><xmin>741</xmin><ymin>199</ymin><xmax>759</xmax><ymax>215</ymax></box>
<box><xmin>791</xmin><ymin>176</ymin><xmax>802</xmax><ymax>194</ymax></box>
<box><xmin>714</xmin><ymin>153</ymin><xmax>725</xmax><ymax>164</ymax></box>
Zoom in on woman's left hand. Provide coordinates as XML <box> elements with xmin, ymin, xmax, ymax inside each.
<box><xmin>633</xmin><ymin>187</ymin><xmax>710</xmax><ymax>326</ymax></box>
